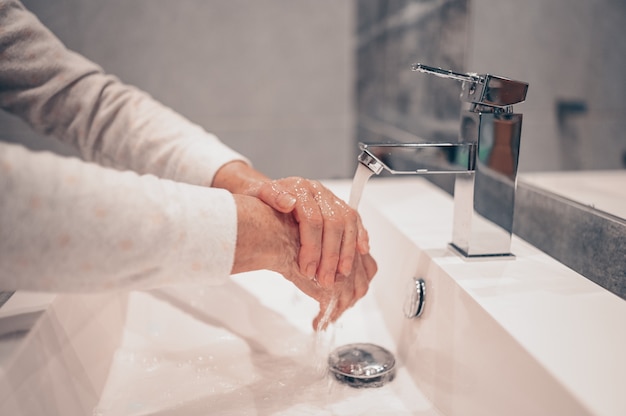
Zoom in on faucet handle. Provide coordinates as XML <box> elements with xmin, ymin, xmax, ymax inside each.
<box><xmin>411</xmin><ymin>63</ymin><xmax>528</xmax><ymax>108</ymax></box>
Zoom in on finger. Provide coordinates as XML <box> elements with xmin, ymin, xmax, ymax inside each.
<box><xmin>313</xmin><ymin>310</ymin><xmax>329</xmax><ymax>331</ymax></box>
<box><xmin>356</xmin><ymin>215</ymin><xmax>370</xmax><ymax>255</ymax></box>
<box><xmin>320</xmin><ymin>276</ymin><xmax>354</xmax><ymax>322</ymax></box>
<box><xmin>292</xmin><ymin>187</ymin><xmax>324</xmax><ymax>280</ymax></box>
<box><xmin>311</xmin><ymin>255</ymin><xmax>378</xmax><ymax>330</ymax></box>
<box><xmin>362</xmin><ymin>253</ymin><xmax>378</xmax><ymax>281</ymax></box>
<box><xmin>305</xmin><ymin>182</ymin><xmax>347</xmax><ymax>287</ymax></box>
<box><xmin>338</xmin><ymin>276</ymin><xmax>356</xmax><ymax>314</ymax></box>
<box><xmin>337</xmin><ymin>208</ymin><xmax>358</xmax><ymax>276</ymax></box>
<box><xmin>350</xmin><ymin>256</ymin><xmax>370</xmax><ymax>303</ymax></box>
<box><xmin>255</xmin><ymin>181</ymin><xmax>297</xmax><ymax>213</ymax></box>
<box><xmin>328</xmin><ymin>294</ymin><xmax>350</xmax><ymax>324</ymax></box>
<box><xmin>316</xmin><ymin>206</ymin><xmax>344</xmax><ymax>288</ymax></box>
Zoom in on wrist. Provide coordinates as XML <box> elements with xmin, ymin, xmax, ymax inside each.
<box><xmin>212</xmin><ymin>160</ymin><xmax>269</xmax><ymax>194</ymax></box>
<box><xmin>231</xmin><ymin>194</ymin><xmax>298</xmax><ymax>275</ymax></box>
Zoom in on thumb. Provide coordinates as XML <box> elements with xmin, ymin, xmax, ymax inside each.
<box><xmin>257</xmin><ymin>182</ymin><xmax>297</xmax><ymax>213</ymax></box>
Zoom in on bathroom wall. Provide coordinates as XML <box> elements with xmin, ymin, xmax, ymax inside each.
<box><xmin>0</xmin><ymin>0</ymin><xmax>356</xmax><ymax>179</ymax></box>
<box><xmin>468</xmin><ymin>0</ymin><xmax>626</xmax><ymax>172</ymax></box>
<box><xmin>355</xmin><ymin>0</ymin><xmax>626</xmax><ymax>298</ymax></box>
<box><xmin>356</xmin><ymin>0</ymin><xmax>469</xmax><ymax>147</ymax></box>
<box><xmin>356</xmin><ymin>0</ymin><xmax>626</xmax><ymax>173</ymax></box>
<box><xmin>356</xmin><ymin>0</ymin><xmax>469</xmax><ymax>194</ymax></box>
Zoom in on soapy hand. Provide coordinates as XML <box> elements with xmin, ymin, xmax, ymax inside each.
<box><xmin>311</xmin><ymin>252</ymin><xmax>378</xmax><ymax>330</ymax></box>
<box><xmin>212</xmin><ymin>161</ymin><xmax>371</xmax><ymax>289</ymax></box>
<box><xmin>231</xmin><ymin>194</ymin><xmax>377</xmax><ymax>329</ymax></box>
<box><xmin>250</xmin><ymin>177</ymin><xmax>371</xmax><ymax>288</ymax></box>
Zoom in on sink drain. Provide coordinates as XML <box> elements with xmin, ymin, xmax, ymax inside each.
<box><xmin>328</xmin><ymin>343</ymin><xmax>396</xmax><ymax>388</ymax></box>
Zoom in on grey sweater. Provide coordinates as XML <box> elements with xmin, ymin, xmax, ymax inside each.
<box><xmin>0</xmin><ymin>0</ymin><xmax>248</xmax><ymax>291</ymax></box>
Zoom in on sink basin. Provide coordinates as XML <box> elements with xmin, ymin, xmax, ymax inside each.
<box><xmin>1</xmin><ymin>178</ymin><xmax>624</xmax><ymax>415</ymax></box>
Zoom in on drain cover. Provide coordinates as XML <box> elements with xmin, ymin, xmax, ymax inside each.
<box><xmin>328</xmin><ymin>343</ymin><xmax>396</xmax><ymax>388</ymax></box>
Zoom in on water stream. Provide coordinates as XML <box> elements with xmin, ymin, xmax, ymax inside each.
<box><xmin>310</xmin><ymin>162</ymin><xmax>375</xmax><ymax>381</ymax></box>
<box><xmin>314</xmin><ymin>162</ymin><xmax>373</xmax><ymax>336</ymax></box>
<box><xmin>348</xmin><ymin>163</ymin><xmax>375</xmax><ymax>210</ymax></box>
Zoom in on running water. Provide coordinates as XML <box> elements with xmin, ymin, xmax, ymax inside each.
<box><xmin>349</xmin><ymin>163</ymin><xmax>375</xmax><ymax>209</ymax></box>
<box><xmin>312</xmin><ymin>163</ymin><xmax>375</xmax><ymax>376</ymax></box>
<box><xmin>312</xmin><ymin>292</ymin><xmax>339</xmax><ymax>375</ymax></box>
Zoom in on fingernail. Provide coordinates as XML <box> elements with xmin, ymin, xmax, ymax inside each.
<box><xmin>306</xmin><ymin>262</ymin><xmax>317</xmax><ymax>279</ymax></box>
<box><xmin>277</xmin><ymin>192</ymin><xmax>297</xmax><ymax>210</ymax></box>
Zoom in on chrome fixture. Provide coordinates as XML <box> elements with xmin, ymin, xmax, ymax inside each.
<box><xmin>403</xmin><ymin>277</ymin><xmax>426</xmax><ymax>319</ymax></box>
<box><xmin>358</xmin><ymin>64</ymin><xmax>528</xmax><ymax>257</ymax></box>
<box><xmin>328</xmin><ymin>343</ymin><xmax>396</xmax><ymax>388</ymax></box>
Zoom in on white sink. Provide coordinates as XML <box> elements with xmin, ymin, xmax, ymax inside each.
<box><xmin>1</xmin><ymin>178</ymin><xmax>624</xmax><ymax>415</ymax></box>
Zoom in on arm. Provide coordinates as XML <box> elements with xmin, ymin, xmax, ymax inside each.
<box><xmin>0</xmin><ymin>0</ymin><xmax>246</xmax><ymax>188</ymax></box>
<box><xmin>0</xmin><ymin>0</ymin><xmax>372</xmax><ymax>288</ymax></box>
<box><xmin>0</xmin><ymin>0</ymin><xmax>376</xmax><ymax>323</ymax></box>
<box><xmin>0</xmin><ymin>142</ymin><xmax>375</xmax><ymax>327</ymax></box>
<box><xmin>213</xmin><ymin>161</ymin><xmax>371</xmax><ymax>288</ymax></box>
<box><xmin>232</xmin><ymin>191</ymin><xmax>377</xmax><ymax>329</ymax></box>
<box><xmin>0</xmin><ymin>142</ymin><xmax>237</xmax><ymax>291</ymax></box>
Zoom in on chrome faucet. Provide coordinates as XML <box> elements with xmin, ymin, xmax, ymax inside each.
<box><xmin>358</xmin><ymin>64</ymin><xmax>528</xmax><ymax>258</ymax></box>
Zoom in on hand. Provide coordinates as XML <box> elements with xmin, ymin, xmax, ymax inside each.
<box><xmin>312</xmin><ymin>252</ymin><xmax>377</xmax><ymax>330</ymax></box>
<box><xmin>250</xmin><ymin>178</ymin><xmax>370</xmax><ymax>288</ymax></box>
<box><xmin>212</xmin><ymin>161</ymin><xmax>371</xmax><ymax>288</ymax></box>
<box><xmin>231</xmin><ymin>194</ymin><xmax>377</xmax><ymax>329</ymax></box>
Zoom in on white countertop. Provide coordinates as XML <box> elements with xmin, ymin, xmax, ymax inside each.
<box><xmin>520</xmin><ymin>170</ymin><xmax>626</xmax><ymax>219</ymax></box>
<box><xmin>1</xmin><ymin>177</ymin><xmax>624</xmax><ymax>415</ymax></box>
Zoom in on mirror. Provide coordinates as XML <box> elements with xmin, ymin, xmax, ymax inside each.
<box><xmin>356</xmin><ymin>0</ymin><xmax>625</xmax><ymax>296</ymax></box>
<box><xmin>465</xmin><ymin>0</ymin><xmax>626</xmax><ymax>221</ymax></box>
<box><xmin>520</xmin><ymin>171</ymin><xmax>626</xmax><ymax>221</ymax></box>
<box><xmin>357</xmin><ymin>0</ymin><xmax>625</xmax><ymax>212</ymax></box>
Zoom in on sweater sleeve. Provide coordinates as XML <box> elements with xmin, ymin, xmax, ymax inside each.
<box><xmin>0</xmin><ymin>142</ymin><xmax>237</xmax><ymax>292</ymax></box>
<box><xmin>0</xmin><ymin>0</ymin><xmax>245</xmax><ymax>291</ymax></box>
<box><xmin>0</xmin><ymin>0</ymin><xmax>248</xmax><ymax>186</ymax></box>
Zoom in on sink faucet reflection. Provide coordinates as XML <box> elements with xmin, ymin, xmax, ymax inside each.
<box><xmin>358</xmin><ymin>64</ymin><xmax>528</xmax><ymax>258</ymax></box>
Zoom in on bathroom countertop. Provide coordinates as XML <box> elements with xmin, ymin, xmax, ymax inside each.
<box><xmin>340</xmin><ymin>176</ymin><xmax>626</xmax><ymax>416</ymax></box>
<box><xmin>520</xmin><ymin>170</ymin><xmax>626</xmax><ymax>219</ymax></box>
<box><xmin>1</xmin><ymin>177</ymin><xmax>625</xmax><ymax>415</ymax></box>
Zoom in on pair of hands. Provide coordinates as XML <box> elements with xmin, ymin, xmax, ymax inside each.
<box><xmin>214</xmin><ymin>161</ymin><xmax>377</xmax><ymax>329</ymax></box>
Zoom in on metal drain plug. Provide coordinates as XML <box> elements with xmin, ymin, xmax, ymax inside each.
<box><xmin>328</xmin><ymin>343</ymin><xmax>396</xmax><ymax>388</ymax></box>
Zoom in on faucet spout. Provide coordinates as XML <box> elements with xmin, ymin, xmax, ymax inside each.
<box><xmin>357</xmin><ymin>147</ymin><xmax>384</xmax><ymax>175</ymax></box>
<box><xmin>358</xmin><ymin>142</ymin><xmax>476</xmax><ymax>175</ymax></box>
<box><xmin>356</xmin><ymin>64</ymin><xmax>528</xmax><ymax>258</ymax></box>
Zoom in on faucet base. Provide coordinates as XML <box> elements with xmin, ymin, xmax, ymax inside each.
<box><xmin>448</xmin><ymin>243</ymin><xmax>515</xmax><ymax>260</ymax></box>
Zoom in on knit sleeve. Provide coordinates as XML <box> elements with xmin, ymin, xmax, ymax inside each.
<box><xmin>0</xmin><ymin>0</ymin><xmax>249</xmax><ymax>186</ymax></box>
<box><xmin>0</xmin><ymin>141</ymin><xmax>237</xmax><ymax>292</ymax></box>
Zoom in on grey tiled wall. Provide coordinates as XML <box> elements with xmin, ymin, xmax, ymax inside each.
<box><xmin>356</xmin><ymin>0</ymin><xmax>626</xmax><ymax>172</ymax></box>
<box><xmin>356</xmin><ymin>0</ymin><xmax>469</xmax><ymax>145</ymax></box>
<box><xmin>355</xmin><ymin>0</ymin><xmax>469</xmax><ymax>200</ymax></box>
<box><xmin>469</xmin><ymin>0</ymin><xmax>626</xmax><ymax>172</ymax></box>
